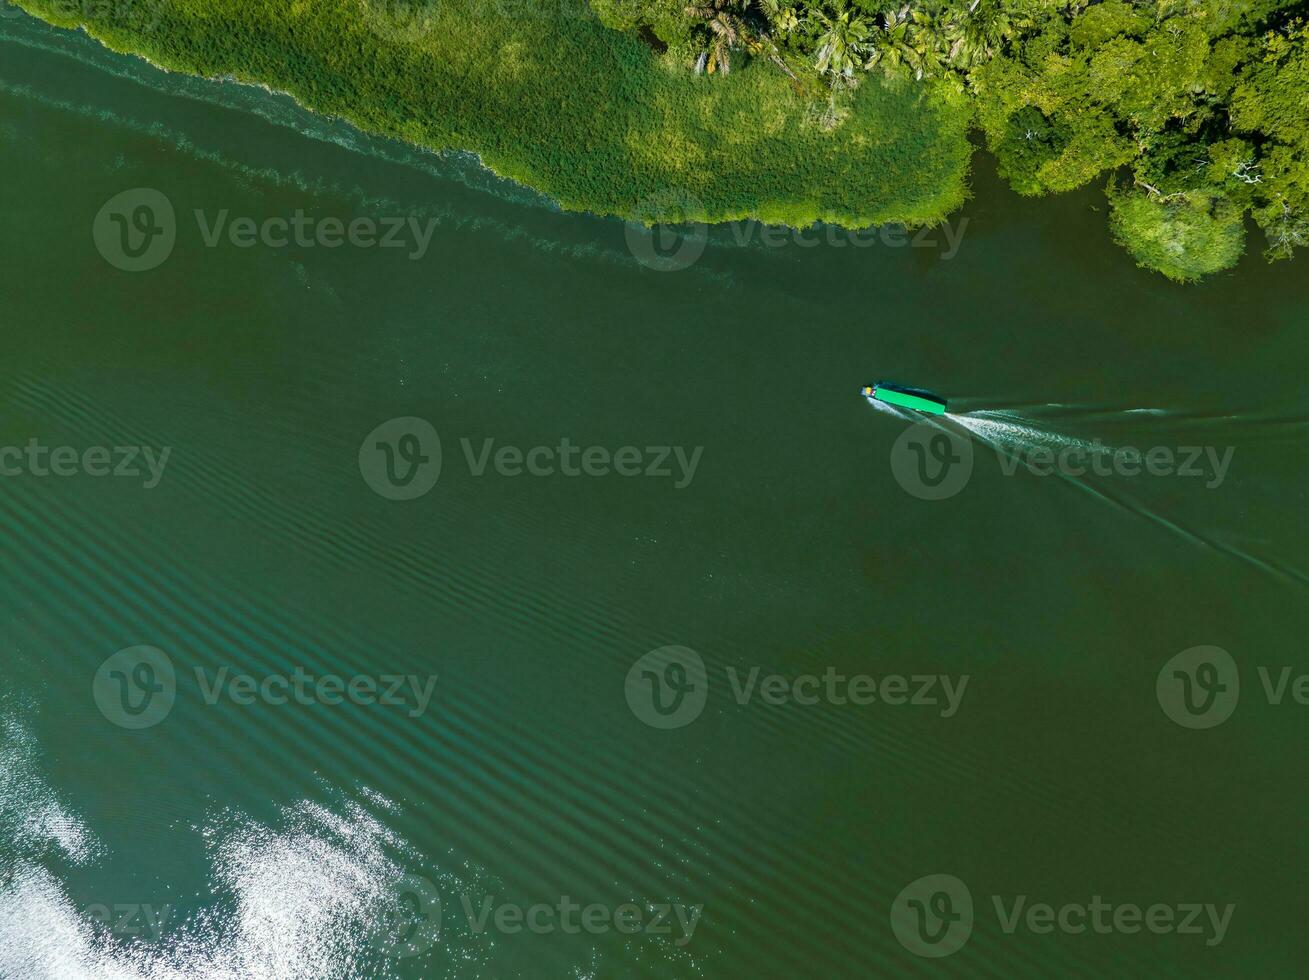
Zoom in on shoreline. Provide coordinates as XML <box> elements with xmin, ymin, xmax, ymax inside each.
<box><xmin>8</xmin><ymin>0</ymin><xmax>973</xmax><ymax>232</ymax></box>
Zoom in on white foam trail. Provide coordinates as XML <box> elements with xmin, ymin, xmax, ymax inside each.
<box><xmin>867</xmin><ymin>401</ymin><xmax>1307</xmax><ymax>586</ymax></box>
<box><xmin>954</xmin><ymin>410</ymin><xmax>1308</xmax><ymax>586</ymax></box>
<box><xmin>953</xmin><ymin>410</ymin><xmax>1112</xmax><ymax>458</ymax></box>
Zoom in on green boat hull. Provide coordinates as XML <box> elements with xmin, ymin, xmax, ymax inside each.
<box><xmin>869</xmin><ymin>384</ymin><xmax>948</xmax><ymax>415</ymax></box>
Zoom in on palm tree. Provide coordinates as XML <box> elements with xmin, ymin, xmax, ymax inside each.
<box><xmin>954</xmin><ymin>0</ymin><xmax>1022</xmax><ymax>66</ymax></box>
<box><xmin>751</xmin><ymin>0</ymin><xmax>802</xmax><ymax>80</ymax></box>
<box><xmin>906</xmin><ymin>8</ymin><xmax>953</xmax><ymax>77</ymax></box>
<box><xmin>686</xmin><ymin>0</ymin><xmax>750</xmax><ymax>74</ymax></box>
<box><xmin>809</xmin><ymin>9</ymin><xmax>875</xmax><ymax>83</ymax></box>
<box><xmin>688</xmin><ymin>0</ymin><xmax>802</xmax><ymax>81</ymax></box>
<box><xmin>865</xmin><ymin>6</ymin><xmax>913</xmax><ymax>74</ymax></box>
<box><xmin>756</xmin><ymin>0</ymin><xmax>798</xmax><ymax>36</ymax></box>
<box><xmin>865</xmin><ymin>4</ymin><xmax>959</xmax><ymax>80</ymax></box>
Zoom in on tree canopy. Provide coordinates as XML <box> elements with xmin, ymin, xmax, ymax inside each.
<box><xmin>598</xmin><ymin>0</ymin><xmax>1309</xmax><ymax>279</ymax></box>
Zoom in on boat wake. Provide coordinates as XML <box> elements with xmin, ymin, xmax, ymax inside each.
<box><xmin>869</xmin><ymin>397</ymin><xmax>1309</xmax><ymax>587</ymax></box>
<box><xmin>952</xmin><ymin>409</ymin><xmax>1111</xmax><ymax>461</ymax></box>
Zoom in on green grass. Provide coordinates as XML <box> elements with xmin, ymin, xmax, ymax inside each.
<box><xmin>15</xmin><ymin>0</ymin><xmax>974</xmax><ymax>228</ymax></box>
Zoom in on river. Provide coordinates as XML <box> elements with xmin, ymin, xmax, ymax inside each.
<box><xmin>2</xmin><ymin>11</ymin><xmax>1307</xmax><ymax>977</ymax></box>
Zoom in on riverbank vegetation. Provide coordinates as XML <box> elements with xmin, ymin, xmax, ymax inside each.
<box><xmin>10</xmin><ymin>0</ymin><xmax>972</xmax><ymax>228</ymax></box>
<box><xmin>597</xmin><ymin>0</ymin><xmax>1309</xmax><ymax>279</ymax></box>
<box><xmin>12</xmin><ymin>0</ymin><xmax>1309</xmax><ymax>279</ymax></box>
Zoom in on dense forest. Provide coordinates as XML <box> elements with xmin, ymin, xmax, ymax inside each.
<box><xmin>594</xmin><ymin>0</ymin><xmax>1309</xmax><ymax>279</ymax></box>
<box><xmin>12</xmin><ymin>0</ymin><xmax>1309</xmax><ymax>279</ymax></box>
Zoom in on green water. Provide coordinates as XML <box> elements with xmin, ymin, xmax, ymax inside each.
<box><xmin>2</xmin><ymin>13</ymin><xmax>1309</xmax><ymax>978</ymax></box>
